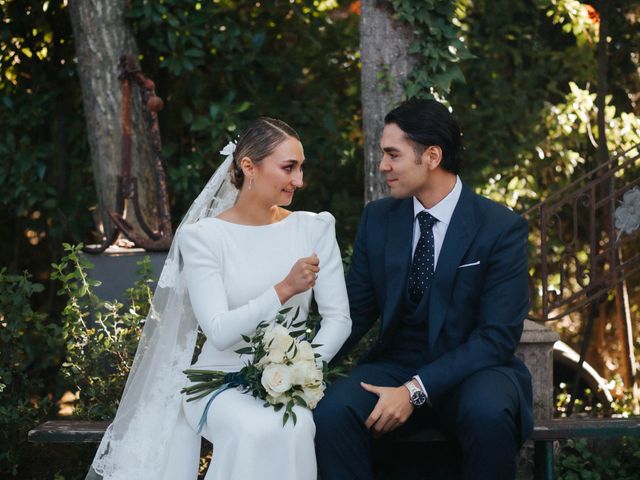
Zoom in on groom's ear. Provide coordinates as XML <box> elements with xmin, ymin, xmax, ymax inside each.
<box><xmin>422</xmin><ymin>146</ymin><xmax>442</xmax><ymax>171</ymax></box>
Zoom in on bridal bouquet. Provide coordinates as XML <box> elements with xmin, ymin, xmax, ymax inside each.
<box><xmin>182</xmin><ymin>307</ymin><xmax>326</xmax><ymax>426</ymax></box>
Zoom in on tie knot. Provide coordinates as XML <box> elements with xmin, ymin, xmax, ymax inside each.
<box><xmin>417</xmin><ymin>211</ymin><xmax>437</xmax><ymax>233</ymax></box>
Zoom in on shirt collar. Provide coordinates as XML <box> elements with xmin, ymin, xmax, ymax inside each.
<box><xmin>413</xmin><ymin>175</ymin><xmax>462</xmax><ymax>226</ymax></box>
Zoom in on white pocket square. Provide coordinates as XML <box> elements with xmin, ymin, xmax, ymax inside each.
<box><xmin>458</xmin><ymin>260</ymin><xmax>480</xmax><ymax>269</ymax></box>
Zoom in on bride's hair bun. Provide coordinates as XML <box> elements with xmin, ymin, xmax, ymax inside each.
<box><xmin>229</xmin><ymin>117</ymin><xmax>300</xmax><ymax>189</ymax></box>
<box><xmin>230</xmin><ymin>162</ymin><xmax>244</xmax><ymax>188</ymax></box>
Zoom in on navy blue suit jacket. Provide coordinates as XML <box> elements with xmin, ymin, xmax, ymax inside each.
<box><xmin>338</xmin><ymin>184</ymin><xmax>533</xmax><ymax>443</ymax></box>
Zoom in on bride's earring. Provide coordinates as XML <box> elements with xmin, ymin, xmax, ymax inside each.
<box><xmin>249</xmin><ymin>177</ymin><xmax>253</xmax><ymax>190</ymax></box>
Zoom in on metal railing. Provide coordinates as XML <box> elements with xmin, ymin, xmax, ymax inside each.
<box><xmin>523</xmin><ymin>143</ymin><xmax>640</xmax><ymax>414</ymax></box>
<box><xmin>524</xmin><ymin>144</ymin><xmax>640</xmax><ymax>323</ymax></box>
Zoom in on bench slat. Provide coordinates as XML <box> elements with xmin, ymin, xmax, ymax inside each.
<box><xmin>28</xmin><ymin>417</ymin><xmax>640</xmax><ymax>445</ymax></box>
<box><xmin>28</xmin><ymin>420</ymin><xmax>111</xmax><ymax>443</ymax></box>
<box><xmin>378</xmin><ymin>418</ymin><xmax>640</xmax><ymax>444</ymax></box>
<box><xmin>531</xmin><ymin>418</ymin><xmax>640</xmax><ymax>441</ymax></box>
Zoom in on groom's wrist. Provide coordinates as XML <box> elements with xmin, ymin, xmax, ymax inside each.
<box><xmin>404</xmin><ymin>379</ymin><xmax>427</xmax><ymax>408</ymax></box>
<box><xmin>412</xmin><ymin>375</ymin><xmax>431</xmax><ymax>406</ymax></box>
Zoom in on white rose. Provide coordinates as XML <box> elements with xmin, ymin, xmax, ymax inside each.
<box><xmin>292</xmin><ymin>340</ymin><xmax>315</xmax><ymax>363</ymax></box>
<box><xmin>261</xmin><ymin>363</ymin><xmax>293</xmax><ymax>399</ymax></box>
<box><xmin>299</xmin><ymin>385</ymin><xmax>325</xmax><ymax>409</ymax></box>
<box><xmin>265</xmin><ymin>348</ymin><xmax>286</xmax><ymax>364</ymax></box>
<box><xmin>263</xmin><ymin>324</ymin><xmax>287</xmax><ymax>343</ymax></box>
<box><xmin>290</xmin><ymin>360</ymin><xmax>313</xmax><ymax>385</ymax></box>
<box><xmin>291</xmin><ymin>360</ymin><xmax>323</xmax><ymax>388</ymax></box>
<box><xmin>263</xmin><ymin>324</ymin><xmax>294</xmax><ymax>355</ymax></box>
<box><xmin>256</xmin><ymin>353</ymin><xmax>268</xmax><ymax>367</ymax></box>
<box><xmin>303</xmin><ymin>364</ymin><xmax>323</xmax><ymax>388</ymax></box>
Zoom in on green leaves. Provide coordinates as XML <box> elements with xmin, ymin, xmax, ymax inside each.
<box><xmin>181</xmin><ymin>369</ymin><xmax>228</xmax><ymax>401</ymax></box>
<box><xmin>124</xmin><ymin>0</ymin><xmax>363</xmax><ymax>244</ymax></box>
<box><xmin>182</xmin><ymin>306</ymin><xmax>331</xmax><ymax>427</ymax></box>
<box><xmin>391</xmin><ymin>0</ymin><xmax>471</xmax><ymax>100</ymax></box>
<box><xmin>53</xmin><ymin>245</ymin><xmax>155</xmax><ymax>420</ymax></box>
<box><xmin>282</xmin><ymin>400</ymin><xmax>298</xmax><ymax>426</ymax></box>
<box><xmin>0</xmin><ymin>267</ymin><xmax>61</xmax><ymax>475</ymax></box>
<box><xmin>556</xmin><ymin>437</ymin><xmax>640</xmax><ymax>480</ymax></box>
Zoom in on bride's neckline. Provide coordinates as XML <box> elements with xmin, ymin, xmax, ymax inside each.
<box><xmin>212</xmin><ymin>210</ymin><xmax>298</xmax><ymax>228</ymax></box>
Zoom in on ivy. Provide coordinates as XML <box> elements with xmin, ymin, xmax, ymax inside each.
<box><xmin>389</xmin><ymin>0</ymin><xmax>473</xmax><ymax>99</ymax></box>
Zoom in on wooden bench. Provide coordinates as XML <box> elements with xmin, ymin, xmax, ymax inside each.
<box><xmin>529</xmin><ymin>418</ymin><xmax>640</xmax><ymax>479</ymax></box>
<box><xmin>377</xmin><ymin>418</ymin><xmax>640</xmax><ymax>480</ymax></box>
<box><xmin>29</xmin><ymin>418</ymin><xmax>640</xmax><ymax>479</ymax></box>
<box><xmin>28</xmin><ymin>420</ymin><xmax>110</xmax><ymax>443</ymax></box>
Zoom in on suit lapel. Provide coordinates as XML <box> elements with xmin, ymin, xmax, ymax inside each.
<box><xmin>381</xmin><ymin>198</ymin><xmax>414</xmax><ymax>336</ymax></box>
<box><xmin>428</xmin><ymin>185</ymin><xmax>480</xmax><ymax>348</ymax></box>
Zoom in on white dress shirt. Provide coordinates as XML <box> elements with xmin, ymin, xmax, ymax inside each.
<box><xmin>411</xmin><ymin>175</ymin><xmax>462</xmax><ymax>264</ymax></box>
<box><xmin>410</xmin><ymin>176</ymin><xmax>462</xmax><ymax>400</ymax></box>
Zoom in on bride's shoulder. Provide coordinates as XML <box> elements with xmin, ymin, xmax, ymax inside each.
<box><xmin>179</xmin><ymin>217</ymin><xmax>223</xmax><ymax>241</ymax></box>
<box><xmin>291</xmin><ymin>211</ymin><xmax>336</xmax><ymax>231</ymax></box>
<box><xmin>291</xmin><ymin>210</ymin><xmax>334</xmax><ymax>222</ymax></box>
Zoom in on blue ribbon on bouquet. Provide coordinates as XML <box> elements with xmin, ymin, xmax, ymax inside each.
<box><xmin>197</xmin><ymin>371</ymin><xmax>248</xmax><ymax>434</ymax></box>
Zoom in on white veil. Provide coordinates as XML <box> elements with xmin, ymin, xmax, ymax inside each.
<box><xmin>87</xmin><ymin>143</ymin><xmax>238</xmax><ymax>479</ymax></box>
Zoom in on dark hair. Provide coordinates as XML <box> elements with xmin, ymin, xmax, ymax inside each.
<box><xmin>384</xmin><ymin>99</ymin><xmax>463</xmax><ymax>174</ymax></box>
<box><xmin>229</xmin><ymin>117</ymin><xmax>300</xmax><ymax>189</ymax></box>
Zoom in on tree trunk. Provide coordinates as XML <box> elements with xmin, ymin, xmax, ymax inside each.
<box><xmin>68</xmin><ymin>0</ymin><xmax>158</xmax><ymax>242</ymax></box>
<box><xmin>360</xmin><ymin>0</ymin><xmax>415</xmax><ymax>203</ymax></box>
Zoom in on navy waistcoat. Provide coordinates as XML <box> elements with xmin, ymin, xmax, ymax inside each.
<box><xmin>379</xmin><ymin>286</ymin><xmax>431</xmax><ymax>369</ymax></box>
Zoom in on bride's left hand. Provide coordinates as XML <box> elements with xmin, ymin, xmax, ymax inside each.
<box><xmin>275</xmin><ymin>253</ymin><xmax>320</xmax><ymax>303</ymax></box>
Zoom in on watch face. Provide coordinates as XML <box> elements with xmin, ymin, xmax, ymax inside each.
<box><xmin>411</xmin><ymin>390</ymin><xmax>427</xmax><ymax>406</ymax></box>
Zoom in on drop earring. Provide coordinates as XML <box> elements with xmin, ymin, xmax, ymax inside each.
<box><xmin>249</xmin><ymin>177</ymin><xmax>253</xmax><ymax>190</ymax></box>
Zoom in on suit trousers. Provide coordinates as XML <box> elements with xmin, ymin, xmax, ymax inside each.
<box><xmin>314</xmin><ymin>361</ymin><xmax>520</xmax><ymax>480</ymax></box>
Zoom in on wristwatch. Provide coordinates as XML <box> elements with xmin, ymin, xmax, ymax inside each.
<box><xmin>404</xmin><ymin>381</ymin><xmax>427</xmax><ymax>407</ymax></box>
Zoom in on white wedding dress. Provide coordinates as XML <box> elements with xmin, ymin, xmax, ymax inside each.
<box><xmin>169</xmin><ymin>210</ymin><xmax>351</xmax><ymax>480</ymax></box>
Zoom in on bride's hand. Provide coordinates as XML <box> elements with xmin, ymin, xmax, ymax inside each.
<box><xmin>275</xmin><ymin>253</ymin><xmax>320</xmax><ymax>304</ymax></box>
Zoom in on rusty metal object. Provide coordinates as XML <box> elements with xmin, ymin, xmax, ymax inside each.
<box><xmin>85</xmin><ymin>54</ymin><xmax>173</xmax><ymax>253</ymax></box>
<box><xmin>524</xmin><ymin>143</ymin><xmax>640</xmax><ymax>414</ymax></box>
<box><xmin>524</xmin><ymin>144</ymin><xmax>640</xmax><ymax>323</ymax></box>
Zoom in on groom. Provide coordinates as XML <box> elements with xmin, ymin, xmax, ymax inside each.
<box><xmin>315</xmin><ymin>99</ymin><xmax>533</xmax><ymax>480</ymax></box>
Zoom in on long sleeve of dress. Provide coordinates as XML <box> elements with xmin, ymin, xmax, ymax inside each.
<box><xmin>309</xmin><ymin>213</ymin><xmax>351</xmax><ymax>362</ymax></box>
<box><xmin>179</xmin><ymin>221</ymin><xmax>282</xmax><ymax>350</ymax></box>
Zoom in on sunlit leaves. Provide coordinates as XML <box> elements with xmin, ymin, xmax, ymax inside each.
<box><xmin>478</xmin><ymin>81</ymin><xmax>640</xmax><ymax>209</ymax></box>
<box><xmin>545</xmin><ymin>0</ymin><xmax>599</xmax><ymax>46</ymax></box>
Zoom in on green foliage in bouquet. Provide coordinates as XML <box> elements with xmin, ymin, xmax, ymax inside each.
<box><xmin>183</xmin><ymin>306</ymin><xmax>334</xmax><ymax>427</ymax></box>
<box><xmin>51</xmin><ymin>244</ymin><xmax>154</xmax><ymax>420</ymax></box>
<box><xmin>0</xmin><ymin>269</ymin><xmax>62</xmax><ymax>475</ymax></box>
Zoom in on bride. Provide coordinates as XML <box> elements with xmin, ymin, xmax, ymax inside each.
<box><xmin>86</xmin><ymin>117</ymin><xmax>351</xmax><ymax>479</ymax></box>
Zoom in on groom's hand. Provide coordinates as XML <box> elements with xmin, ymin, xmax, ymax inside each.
<box><xmin>361</xmin><ymin>382</ymin><xmax>414</xmax><ymax>437</ymax></box>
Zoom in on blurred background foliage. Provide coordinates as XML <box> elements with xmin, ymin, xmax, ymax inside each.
<box><xmin>1</xmin><ymin>0</ymin><xmax>640</xmax><ymax>478</ymax></box>
<box><xmin>451</xmin><ymin>0</ymin><xmax>639</xmax><ymax>208</ymax></box>
<box><xmin>124</xmin><ymin>0</ymin><xmax>363</xmax><ymax>237</ymax></box>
